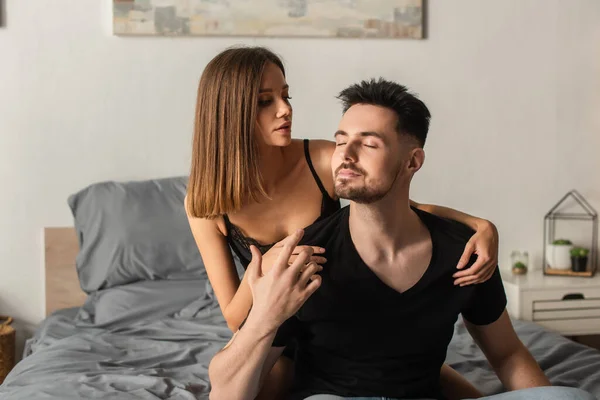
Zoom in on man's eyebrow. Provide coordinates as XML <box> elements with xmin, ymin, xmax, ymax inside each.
<box><xmin>359</xmin><ymin>131</ymin><xmax>385</xmax><ymax>140</ymax></box>
<box><xmin>259</xmin><ymin>84</ymin><xmax>289</xmax><ymax>94</ymax></box>
<box><xmin>334</xmin><ymin>130</ymin><xmax>385</xmax><ymax>141</ymax></box>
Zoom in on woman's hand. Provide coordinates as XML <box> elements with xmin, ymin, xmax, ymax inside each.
<box><xmin>453</xmin><ymin>220</ymin><xmax>499</xmax><ymax>286</ymax></box>
<box><xmin>260</xmin><ymin>239</ymin><xmax>326</xmax><ymax>275</ymax></box>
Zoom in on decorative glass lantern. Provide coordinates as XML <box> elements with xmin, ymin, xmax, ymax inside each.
<box><xmin>543</xmin><ymin>190</ymin><xmax>598</xmax><ymax>277</ymax></box>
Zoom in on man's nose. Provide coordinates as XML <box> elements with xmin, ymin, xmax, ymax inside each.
<box><xmin>341</xmin><ymin>142</ymin><xmax>358</xmax><ymax>162</ymax></box>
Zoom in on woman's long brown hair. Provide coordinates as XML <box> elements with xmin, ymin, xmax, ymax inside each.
<box><xmin>187</xmin><ymin>46</ymin><xmax>285</xmax><ymax>219</ymax></box>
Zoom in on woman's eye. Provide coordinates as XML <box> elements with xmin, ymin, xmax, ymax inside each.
<box><xmin>336</xmin><ymin>142</ymin><xmax>347</xmax><ymax>147</ymax></box>
<box><xmin>258</xmin><ymin>99</ymin><xmax>273</xmax><ymax>107</ymax></box>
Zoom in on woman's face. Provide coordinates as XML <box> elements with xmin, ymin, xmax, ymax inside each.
<box><xmin>255</xmin><ymin>62</ymin><xmax>293</xmax><ymax>147</ymax></box>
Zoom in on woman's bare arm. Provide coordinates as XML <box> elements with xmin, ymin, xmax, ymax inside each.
<box><xmin>411</xmin><ymin>200</ymin><xmax>499</xmax><ymax>285</ymax></box>
<box><xmin>185</xmin><ymin>206</ymin><xmax>254</xmax><ymax>332</ymax></box>
<box><xmin>410</xmin><ymin>200</ymin><xmax>489</xmax><ymax>231</ymax></box>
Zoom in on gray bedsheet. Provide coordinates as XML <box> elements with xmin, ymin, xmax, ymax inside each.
<box><xmin>0</xmin><ymin>279</ymin><xmax>231</xmax><ymax>400</ymax></box>
<box><xmin>447</xmin><ymin>318</ymin><xmax>600</xmax><ymax>398</ymax></box>
<box><xmin>1</xmin><ymin>278</ymin><xmax>599</xmax><ymax>399</ymax></box>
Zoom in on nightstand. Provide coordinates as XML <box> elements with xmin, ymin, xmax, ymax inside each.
<box><xmin>0</xmin><ymin>316</ymin><xmax>16</xmax><ymax>384</ymax></box>
<box><xmin>503</xmin><ymin>272</ymin><xmax>600</xmax><ymax>336</ymax></box>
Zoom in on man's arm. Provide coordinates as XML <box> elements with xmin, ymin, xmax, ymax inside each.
<box><xmin>208</xmin><ymin>312</ymin><xmax>285</xmax><ymax>400</ymax></box>
<box><xmin>208</xmin><ymin>231</ymin><xmax>322</xmax><ymax>399</ymax></box>
<box><xmin>464</xmin><ymin>310</ymin><xmax>551</xmax><ymax>390</ymax></box>
<box><xmin>439</xmin><ymin>363</ymin><xmax>483</xmax><ymax>399</ymax></box>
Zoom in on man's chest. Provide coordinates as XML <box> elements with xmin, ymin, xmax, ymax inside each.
<box><xmin>354</xmin><ymin>233</ymin><xmax>434</xmax><ymax>294</ymax></box>
<box><xmin>296</xmin><ymin>255</ymin><xmax>476</xmax><ymax>354</ymax></box>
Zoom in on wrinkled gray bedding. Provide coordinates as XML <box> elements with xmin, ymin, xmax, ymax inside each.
<box><xmin>0</xmin><ymin>279</ymin><xmax>231</xmax><ymax>400</ymax></box>
<box><xmin>1</xmin><ymin>278</ymin><xmax>599</xmax><ymax>399</ymax></box>
<box><xmin>447</xmin><ymin>319</ymin><xmax>600</xmax><ymax>398</ymax></box>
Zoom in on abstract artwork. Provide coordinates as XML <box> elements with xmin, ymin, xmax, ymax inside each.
<box><xmin>113</xmin><ymin>0</ymin><xmax>424</xmax><ymax>39</ymax></box>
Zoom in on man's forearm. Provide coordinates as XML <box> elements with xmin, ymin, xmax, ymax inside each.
<box><xmin>439</xmin><ymin>363</ymin><xmax>483</xmax><ymax>399</ymax></box>
<box><xmin>208</xmin><ymin>313</ymin><xmax>277</xmax><ymax>400</ymax></box>
<box><xmin>494</xmin><ymin>344</ymin><xmax>551</xmax><ymax>390</ymax></box>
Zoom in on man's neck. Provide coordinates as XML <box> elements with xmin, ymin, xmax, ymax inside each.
<box><xmin>348</xmin><ymin>191</ymin><xmax>425</xmax><ymax>264</ymax></box>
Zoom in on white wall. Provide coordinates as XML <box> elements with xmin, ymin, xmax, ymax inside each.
<box><xmin>1</xmin><ymin>0</ymin><xmax>599</xmax><ymax>355</ymax></box>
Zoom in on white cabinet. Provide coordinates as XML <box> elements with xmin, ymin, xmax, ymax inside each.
<box><xmin>503</xmin><ymin>272</ymin><xmax>600</xmax><ymax>336</ymax></box>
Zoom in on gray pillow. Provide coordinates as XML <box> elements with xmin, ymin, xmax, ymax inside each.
<box><xmin>68</xmin><ymin>176</ymin><xmax>205</xmax><ymax>293</ymax></box>
<box><xmin>75</xmin><ymin>280</ymin><xmax>208</xmax><ymax>327</ymax></box>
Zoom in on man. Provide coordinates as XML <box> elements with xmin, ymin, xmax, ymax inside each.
<box><xmin>207</xmin><ymin>79</ymin><xmax>595</xmax><ymax>400</ymax></box>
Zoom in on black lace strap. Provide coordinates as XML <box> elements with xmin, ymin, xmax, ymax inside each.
<box><xmin>304</xmin><ymin>139</ymin><xmax>328</xmax><ymax>197</ymax></box>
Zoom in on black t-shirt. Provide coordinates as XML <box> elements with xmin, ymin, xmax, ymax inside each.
<box><xmin>272</xmin><ymin>206</ymin><xmax>507</xmax><ymax>400</ymax></box>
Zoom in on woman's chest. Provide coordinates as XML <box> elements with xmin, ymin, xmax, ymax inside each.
<box><xmin>226</xmin><ymin>171</ymin><xmax>324</xmax><ymax>244</ymax></box>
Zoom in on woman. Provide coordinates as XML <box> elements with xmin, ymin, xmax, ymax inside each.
<box><xmin>185</xmin><ymin>46</ymin><xmax>497</xmax><ymax>399</ymax></box>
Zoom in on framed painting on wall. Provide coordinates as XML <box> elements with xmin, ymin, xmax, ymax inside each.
<box><xmin>113</xmin><ymin>0</ymin><xmax>424</xmax><ymax>39</ymax></box>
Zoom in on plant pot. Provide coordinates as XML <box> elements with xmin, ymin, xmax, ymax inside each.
<box><xmin>546</xmin><ymin>244</ymin><xmax>573</xmax><ymax>270</ymax></box>
<box><xmin>571</xmin><ymin>256</ymin><xmax>588</xmax><ymax>273</ymax></box>
<box><xmin>512</xmin><ymin>266</ymin><xmax>527</xmax><ymax>275</ymax></box>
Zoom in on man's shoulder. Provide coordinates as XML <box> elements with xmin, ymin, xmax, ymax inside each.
<box><xmin>414</xmin><ymin>207</ymin><xmax>475</xmax><ymax>247</ymax></box>
<box><xmin>300</xmin><ymin>206</ymin><xmax>349</xmax><ymax>247</ymax></box>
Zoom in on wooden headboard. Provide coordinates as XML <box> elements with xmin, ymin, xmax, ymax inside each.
<box><xmin>44</xmin><ymin>227</ymin><xmax>86</xmax><ymax>316</ymax></box>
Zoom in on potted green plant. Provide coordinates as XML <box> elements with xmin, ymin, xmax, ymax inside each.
<box><xmin>512</xmin><ymin>261</ymin><xmax>527</xmax><ymax>275</ymax></box>
<box><xmin>570</xmin><ymin>247</ymin><xmax>589</xmax><ymax>272</ymax></box>
<box><xmin>510</xmin><ymin>250</ymin><xmax>529</xmax><ymax>275</ymax></box>
<box><xmin>546</xmin><ymin>239</ymin><xmax>573</xmax><ymax>270</ymax></box>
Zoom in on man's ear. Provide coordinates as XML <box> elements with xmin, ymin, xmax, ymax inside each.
<box><xmin>408</xmin><ymin>147</ymin><xmax>425</xmax><ymax>173</ymax></box>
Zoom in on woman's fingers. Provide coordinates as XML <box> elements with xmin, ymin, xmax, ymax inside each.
<box><xmin>292</xmin><ymin>245</ymin><xmax>325</xmax><ymax>255</ymax></box>
<box><xmin>310</xmin><ymin>256</ymin><xmax>327</xmax><ymax>264</ymax></box>
<box><xmin>298</xmin><ymin>262</ymin><xmax>323</xmax><ymax>287</ymax></box>
<box><xmin>287</xmin><ymin>255</ymin><xmax>326</xmax><ymax>265</ymax></box>
<box><xmin>287</xmin><ymin>248</ymin><xmax>313</xmax><ymax>279</ymax></box>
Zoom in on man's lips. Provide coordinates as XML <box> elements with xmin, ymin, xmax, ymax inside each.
<box><xmin>336</xmin><ymin>169</ymin><xmax>361</xmax><ymax>178</ymax></box>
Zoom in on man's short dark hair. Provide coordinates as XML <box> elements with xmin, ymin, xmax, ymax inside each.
<box><xmin>337</xmin><ymin>78</ymin><xmax>431</xmax><ymax>147</ymax></box>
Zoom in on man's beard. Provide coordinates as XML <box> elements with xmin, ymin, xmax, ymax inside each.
<box><xmin>333</xmin><ymin>163</ymin><xmax>400</xmax><ymax>204</ymax></box>
<box><xmin>335</xmin><ymin>184</ymin><xmax>389</xmax><ymax>204</ymax></box>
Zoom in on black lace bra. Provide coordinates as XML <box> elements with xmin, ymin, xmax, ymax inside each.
<box><xmin>223</xmin><ymin>139</ymin><xmax>340</xmax><ymax>268</ymax></box>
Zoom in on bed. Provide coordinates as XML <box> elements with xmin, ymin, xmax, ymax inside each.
<box><xmin>0</xmin><ymin>176</ymin><xmax>599</xmax><ymax>399</ymax></box>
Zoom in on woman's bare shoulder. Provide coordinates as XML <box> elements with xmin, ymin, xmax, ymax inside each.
<box><xmin>309</xmin><ymin>139</ymin><xmax>335</xmax><ymax>155</ymax></box>
<box><xmin>184</xmin><ymin>194</ymin><xmax>227</xmax><ymax>236</ymax></box>
<box><xmin>306</xmin><ymin>139</ymin><xmax>336</xmax><ymax>198</ymax></box>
